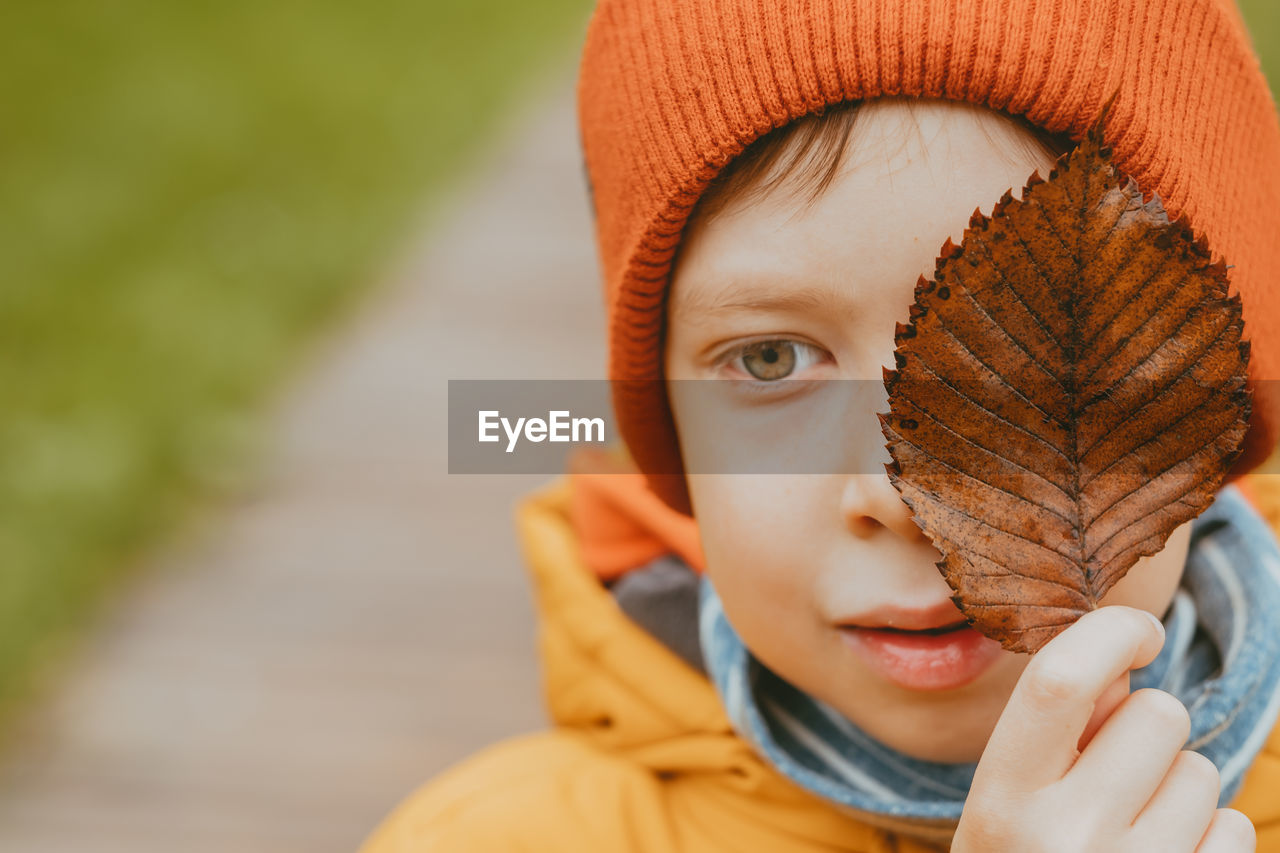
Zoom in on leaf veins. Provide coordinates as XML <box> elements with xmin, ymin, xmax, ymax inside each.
<box><xmin>880</xmin><ymin>98</ymin><xmax>1251</xmax><ymax>654</ymax></box>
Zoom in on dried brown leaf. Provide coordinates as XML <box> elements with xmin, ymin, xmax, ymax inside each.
<box><xmin>880</xmin><ymin>101</ymin><xmax>1251</xmax><ymax>653</ymax></box>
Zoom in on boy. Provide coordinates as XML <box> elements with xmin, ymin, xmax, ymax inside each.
<box><xmin>361</xmin><ymin>1</ymin><xmax>1280</xmax><ymax>849</ymax></box>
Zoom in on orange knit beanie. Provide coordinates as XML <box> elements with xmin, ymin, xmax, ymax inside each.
<box><xmin>577</xmin><ymin>0</ymin><xmax>1280</xmax><ymax>516</ymax></box>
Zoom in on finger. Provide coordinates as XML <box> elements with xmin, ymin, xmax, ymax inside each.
<box><xmin>1126</xmin><ymin>749</ymin><xmax>1218</xmax><ymax>847</ymax></box>
<box><xmin>1065</xmin><ymin>689</ymin><xmax>1191</xmax><ymax>819</ymax></box>
<box><xmin>979</xmin><ymin>606</ymin><xmax>1165</xmax><ymax>791</ymax></box>
<box><xmin>1077</xmin><ymin>670</ymin><xmax>1129</xmax><ymax>752</ymax></box>
<box><xmin>1194</xmin><ymin>809</ymin><xmax>1257</xmax><ymax>853</ymax></box>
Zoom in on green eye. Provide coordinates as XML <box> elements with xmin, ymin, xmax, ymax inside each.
<box><xmin>741</xmin><ymin>340</ymin><xmax>798</xmax><ymax>380</ymax></box>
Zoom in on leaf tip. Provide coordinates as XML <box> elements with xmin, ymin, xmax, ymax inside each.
<box><xmin>1139</xmin><ymin>189</ymin><xmax>1168</xmax><ymax>223</ymax></box>
<box><xmin>1191</xmin><ymin>230</ymin><xmax>1212</xmax><ymax>258</ymax></box>
<box><xmin>1087</xmin><ymin>87</ymin><xmax>1121</xmax><ymax>150</ymax></box>
<box><xmin>1170</xmin><ymin>210</ymin><xmax>1196</xmax><ymax>240</ymax></box>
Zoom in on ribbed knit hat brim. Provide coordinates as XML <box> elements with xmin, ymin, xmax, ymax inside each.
<box><xmin>578</xmin><ymin>0</ymin><xmax>1280</xmax><ymax>514</ymax></box>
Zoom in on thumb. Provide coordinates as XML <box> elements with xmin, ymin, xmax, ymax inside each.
<box><xmin>1077</xmin><ymin>670</ymin><xmax>1130</xmax><ymax>752</ymax></box>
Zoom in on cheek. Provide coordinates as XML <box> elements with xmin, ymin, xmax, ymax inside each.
<box><xmin>688</xmin><ymin>475</ymin><xmax>825</xmax><ymax>641</ymax></box>
<box><xmin>1098</xmin><ymin>520</ymin><xmax>1193</xmax><ymax>614</ymax></box>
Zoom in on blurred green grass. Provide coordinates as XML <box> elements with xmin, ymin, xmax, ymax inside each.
<box><xmin>0</xmin><ymin>2</ymin><xmax>1276</xmax><ymax>736</ymax></box>
<box><xmin>0</xmin><ymin>1</ymin><xmax>591</xmax><ymax>726</ymax></box>
<box><xmin>1243</xmin><ymin>0</ymin><xmax>1280</xmax><ymax>79</ymax></box>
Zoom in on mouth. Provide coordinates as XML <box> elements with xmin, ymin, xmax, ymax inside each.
<box><xmin>837</xmin><ymin>621</ymin><xmax>1003</xmax><ymax>691</ymax></box>
<box><xmin>857</xmin><ymin>620</ymin><xmax>971</xmax><ymax>636</ymax></box>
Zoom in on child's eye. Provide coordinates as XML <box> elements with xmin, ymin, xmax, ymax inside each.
<box><xmin>727</xmin><ymin>339</ymin><xmax>826</xmax><ymax>380</ymax></box>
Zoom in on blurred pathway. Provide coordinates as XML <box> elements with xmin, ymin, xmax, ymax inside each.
<box><xmin>0</xmin><ymin>57</ymin><xmax>603</xmax><ymax>853</ymax></box>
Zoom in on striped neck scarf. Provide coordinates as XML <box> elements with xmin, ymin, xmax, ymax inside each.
<box><xmin>698</xmin><ymin>484</ymin><xmax>1280</xmax><ymax>846</ymax></box>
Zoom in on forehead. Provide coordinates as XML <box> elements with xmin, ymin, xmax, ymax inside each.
<box><xmin>668</xmin><ymin>99</ymin><xmax>1061</xmax><ymax>320</ymax></box>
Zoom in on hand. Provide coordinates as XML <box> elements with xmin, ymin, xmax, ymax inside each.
<box><xmin>952</xmin><ymin>606</ymin><xmax>1256</xmax><ymax>852</ymax></box>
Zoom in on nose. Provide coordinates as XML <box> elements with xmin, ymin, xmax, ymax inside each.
<box><xmin>840</xmin><ymin>473</ymin><xmax>928</xmax><ymax>541</ymax></box>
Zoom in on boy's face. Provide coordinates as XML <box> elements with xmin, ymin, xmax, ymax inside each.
<box><xmin>664</xmin><ymin>98</ymin><xmax>1193</xmax><ymax>763</ymax></box>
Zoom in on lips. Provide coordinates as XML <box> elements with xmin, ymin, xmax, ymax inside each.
<box><xmin>837</xmin><ymin>616</ymin><xmax>1004</xmax><ymax>691</ymax></box>
<box><xmin>833</xmin><ymin>599</ymin><xmax>971</xmax><ymax>632</ymax></box>
<box><xmin>866</xmin><ymin>620</ymin><xmax>969</xmax><ymax>636</ymax></box>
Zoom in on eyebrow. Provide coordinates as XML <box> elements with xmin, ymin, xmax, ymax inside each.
<box><xmin>670</xmin><ymin>279</ymin><xmax>862</xmax><ymax>323</ymax></box>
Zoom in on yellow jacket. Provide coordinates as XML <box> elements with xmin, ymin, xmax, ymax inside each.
<box><xmin>358</xmin><ymin>475</ymin><xmax>1280</xmax><ymax>852</ymax></box>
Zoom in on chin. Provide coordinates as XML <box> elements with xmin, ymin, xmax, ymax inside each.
<box><xmin>828</xmin><ymin>672</ymin><xmax>1018</xmax><ymax>764</ymax></box>
<box><xmin>884</xmin><ymin>729</ymin><xmax>991</xmax><ymax>764</ymax></box>
<box><xmin>846</xmin><ymin>706</ymin><xmax>997</xmax><ymax>763</ymax></box>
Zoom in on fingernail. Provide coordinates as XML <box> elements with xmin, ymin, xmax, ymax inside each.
<box><xmin>1143</xmin><ymin>610</ymin><xmax>1166</xmax><ymax>636</ymax></box>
